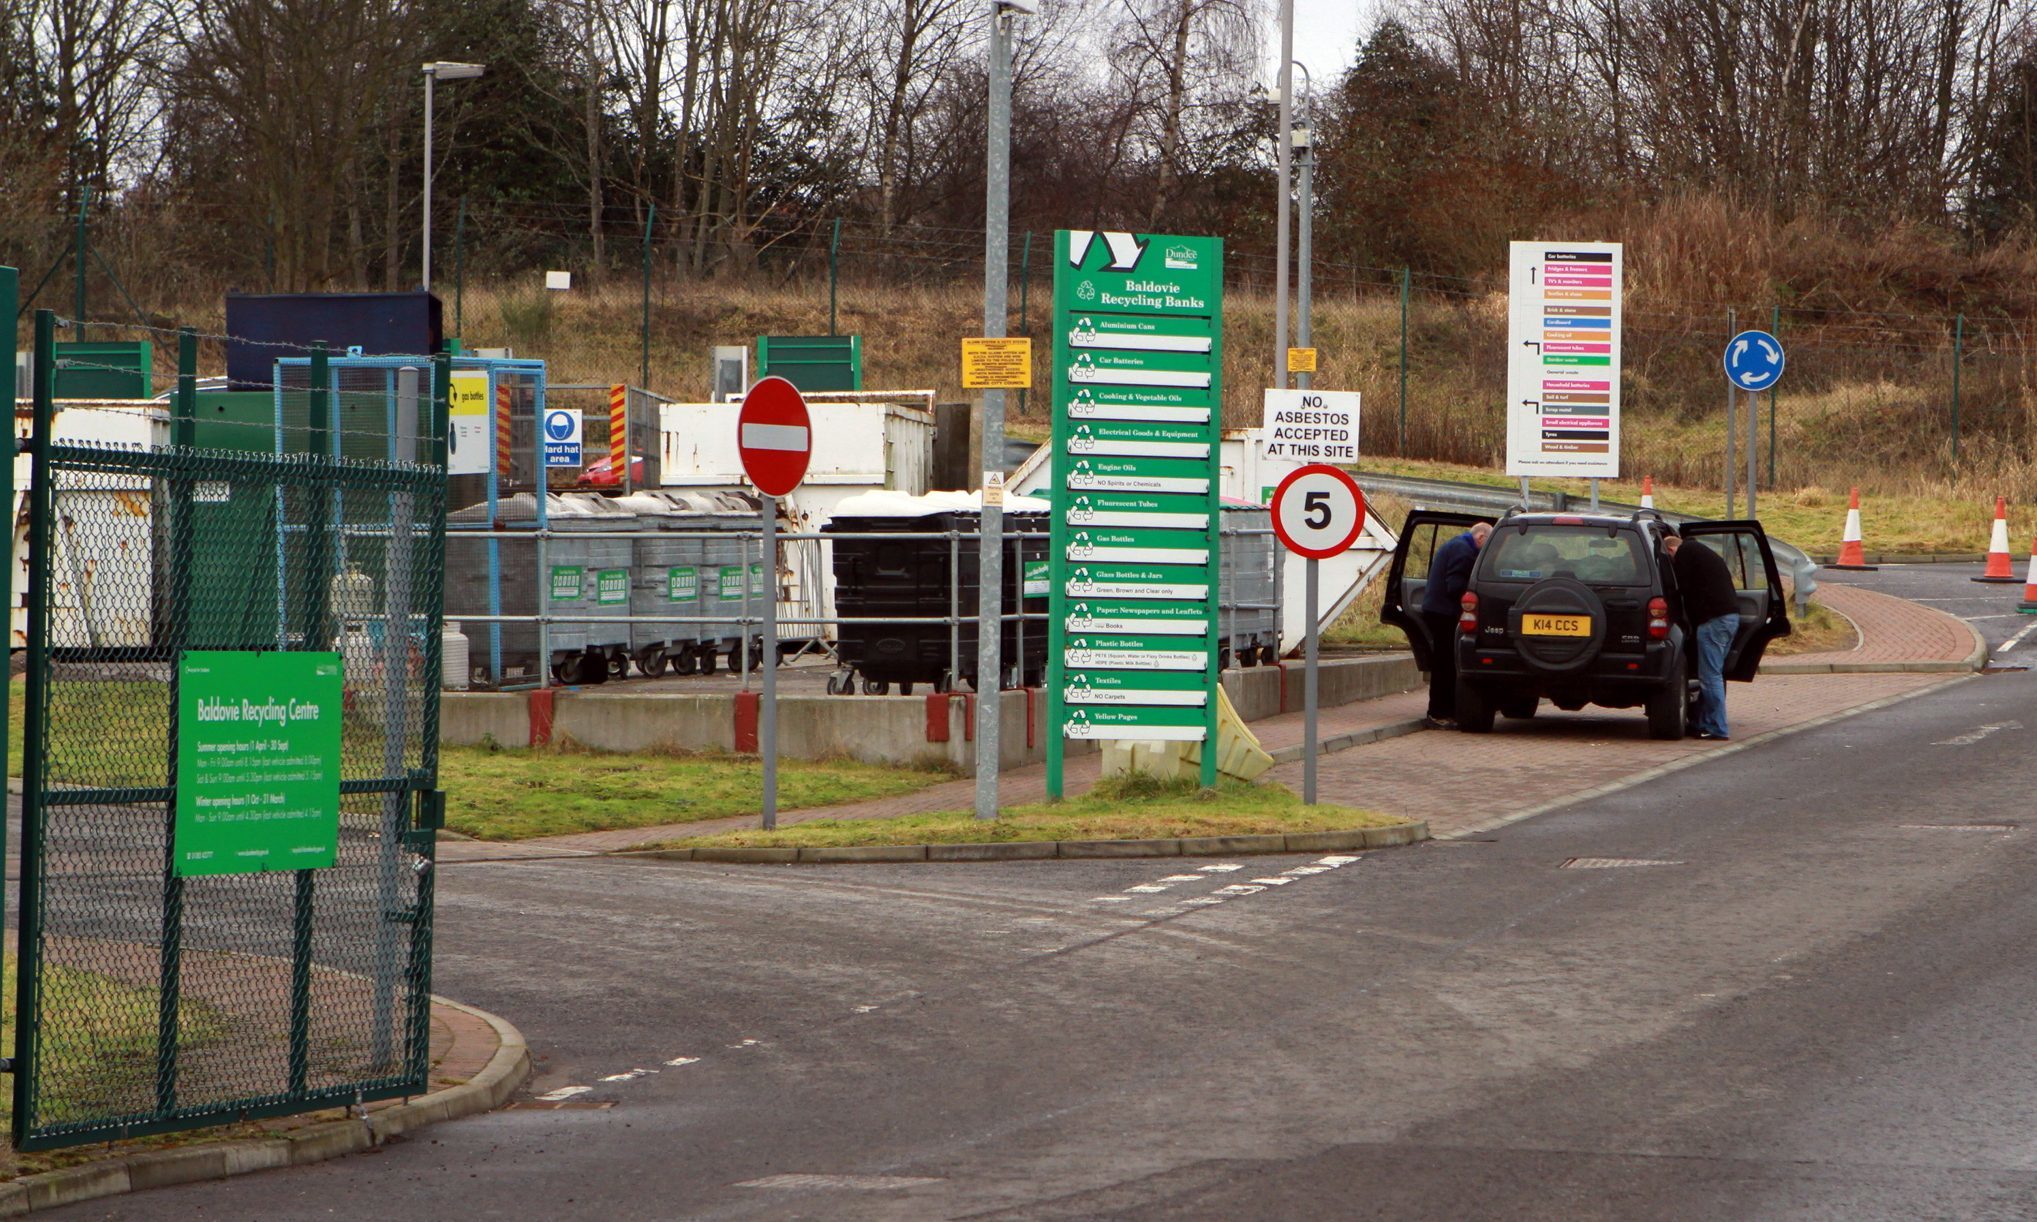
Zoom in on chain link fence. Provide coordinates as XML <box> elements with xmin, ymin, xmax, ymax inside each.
<box><xmin>12</xmin><ymin>314</ymin><xmax>448</xmax><ymax>1150</ymax></box>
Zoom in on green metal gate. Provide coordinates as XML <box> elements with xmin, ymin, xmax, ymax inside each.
<box><xmin>10</xmin><ymin>309</ymin><xmax>450</xmax><ymax>1150</ymax></box>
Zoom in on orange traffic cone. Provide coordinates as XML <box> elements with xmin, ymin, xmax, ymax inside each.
<box><xmin>2020</xmin><ymin>535</ymin><xmax>2037</xmax><ymax>613</ymax></box>
<box><xmin>1975</xmin><ymin>496</ymin><xmax>2018</xmax><ymax>583</ymax></box>
<box><xmin>1640</xmin><ymin>476</ymin><xmax>1655</xmax><ymax>510</ymax></box>
<box><xmin>1826</xmin><ymin>487</ymin><xmax>1877</xmax><ymax>571</ymax></box>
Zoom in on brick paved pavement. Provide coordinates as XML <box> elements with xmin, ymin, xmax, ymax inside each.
<box><xmin>439</xmin><ymin>583</ymin><xmax>1981</xmax><ymax>860</ymax></box>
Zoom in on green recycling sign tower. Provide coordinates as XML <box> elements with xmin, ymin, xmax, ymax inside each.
<box><xmin>1047</xmin><ymin>230</ymin><xmax>1224</xmax><ymax>795</ymax></box>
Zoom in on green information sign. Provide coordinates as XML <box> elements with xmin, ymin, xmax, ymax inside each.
<box><xmin>667</xmin><ymin>565</ymin><xmax>699</xmax><ymax>602</ymax></box>
<box><xmin>173</xmin><ymin>650</ymin><xmax>343</xmax><ymax>877</ymax></box>
<box><xmin>596</xmin><ymin>568</ymin><xmax>630</xmax><ymax>605</ymax></box>
<box><xmin>719</xmin><ymin>566</ymin><xmax>744</xmax><ymax>600</ymax></box>
<box><xmin>1023</xmin><ymin>560</ymin><xmax>1051</xmax><ymax>598</ymax></box>
<box><xmin>550</xmin><ymin>566</ymin><xmax>583</xmax><ymax>601</ymax></box>
<box><xmin>1046</xmin><ymin>230</ymin><xmax>1224</xmax><ymax>792</ymax></box>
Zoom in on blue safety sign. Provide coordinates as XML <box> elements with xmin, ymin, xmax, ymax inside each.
<box><xmin>1724</xmin><ymin>330</ymin><xmax>1785</xmax><ymax>392</ymax></box>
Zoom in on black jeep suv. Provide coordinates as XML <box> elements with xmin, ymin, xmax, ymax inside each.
<box><xmin>1381</xmin><ymin>509</ymin><xmax>1791</xmax><ymax>738</ymax></box>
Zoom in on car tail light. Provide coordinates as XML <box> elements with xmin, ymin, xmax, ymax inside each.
<box><xmin>1459</xmin><ymin>592</ymin><xmax>1479</xmax><ymax>634</ymax></box>
<box><xmin>1647</xmin><ymin>596</ymin><xmax>1670</xmax><ymax>640</ymax></box>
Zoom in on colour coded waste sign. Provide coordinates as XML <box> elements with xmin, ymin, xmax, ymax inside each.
<box><xmin>1506</xmin><ymin>241</ymin><xmax>1622</xmax><ymax>478</ymax></box>
<box><xmin>1048</xmin><ymin>231</ymin><xmax>1222</xmax><ymax>785</ymax></box>
<box><xmin>173</xmin><ymin>651</ymin><xmax>343</xmax><ymax>877</ymax></box>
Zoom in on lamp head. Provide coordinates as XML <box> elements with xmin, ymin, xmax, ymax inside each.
<box><xmin>423</xmin><ymin>61</ymin><xmax>486</xmax><ymax>81</ymax></box>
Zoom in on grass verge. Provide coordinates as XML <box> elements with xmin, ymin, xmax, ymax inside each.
<box><xmin>665</xmin><ymin>774</ymin><xmax>1407</xmax><ymax>850</ymax></box>
<box><xmin>439</xmin><ymin>742</ymin><xmax>952</xmax><ymax>841</ymax></box>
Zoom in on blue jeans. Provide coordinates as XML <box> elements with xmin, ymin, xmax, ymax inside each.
<box><xmin>1694</xmin><ymin>614</ymin><xmax>1740</xmax><ymax>737</ymax></box>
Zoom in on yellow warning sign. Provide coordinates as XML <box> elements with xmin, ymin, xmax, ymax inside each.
<box><xmin>1287</xmin><ymin>347</ymin><xmax>1318</xmax><ymax>374</ymax></box>
<box><xmin>962</xmin><ymin>337</ymin><xmax>1033</xmax><ymax>389</ymax></box>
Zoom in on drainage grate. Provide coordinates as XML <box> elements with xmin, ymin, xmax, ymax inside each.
<box><xmin>1560</xmin><ymin>857</ymin><xmax>1683</xmax><ymax>869</ymax></box>
<box><xmin>737</xmin><ymin>1174</ymin><xmax>943</xmax><ymax>1191</ymax></box>
<box><xmin>1900</xmin><ymin>823</ymin><xmax>2017</xmax><ymax>832</ymax></box>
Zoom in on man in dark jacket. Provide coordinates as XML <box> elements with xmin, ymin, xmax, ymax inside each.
<box><xmin>1662</xmin><ymin>530</ymin><xmax>1741</xmax><ymax>740</ymax></box>
<box><xmin>1417</xmin><ymin>522</ymin><xmax>1491</xmax><ymax>728</ymax></box>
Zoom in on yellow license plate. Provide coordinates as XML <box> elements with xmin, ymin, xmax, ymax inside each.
<box><xmin>1523</xmin><ymin>614</ymin><xmax>1591</xmax><ymax>637</ymax></box>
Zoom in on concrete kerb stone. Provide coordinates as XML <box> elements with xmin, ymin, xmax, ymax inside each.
<box><xmin>1269</xmin><ymin>716</ymin><xmax>1427</xmax><ymax>765</ymax></box>
<box><xmin>607</xmin><ymin>824</ymin><xmax>1433</xmax><ymax>867</ymax></box>
<box><xmin>0</xmin><ymin>997</ymin><xmax>530</xmax><ymax>1217</ymax></box>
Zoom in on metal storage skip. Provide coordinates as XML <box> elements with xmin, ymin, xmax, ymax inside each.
<box><xmin>446</xmin><ymin>492</ymin><xmax>635</xmax><ymax>686</ymax></box>
<box><xmin>1218</xmin><ymin>500</ymin><xmax>1283</xmax><ymax>668</ymax></box>
<box><xmin>824</xmin><ymin>492</ymin><xmax>1049</xmax><ymax>694</ymax></box>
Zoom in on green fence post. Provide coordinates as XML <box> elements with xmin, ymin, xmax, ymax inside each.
<box><xmin>0</xmin><ymin>267</ymin><xmax>14</xmax><ymax>1101</ymax></box>
<box><xmin>641</xmin><ymin>202</ymin><xmax>655</xmax><ymax>388</ymax></box>
<box><xmin>828</xmin><ymin>218</ymin><xmax>842</xmax><ymax>337</ymax></box>
<box><xmin>1016</xmin><ymin>230</ymin><xmax>1033</xmax><ymax>418</ymax></box>
<box><xmin>1768</xmin><ymin>305</ymin><xmax>1779</xmax><ymax>487</ymax></box>
<box><xmin>14</xmin><ymin>310</ymin><xmax>58</xmax><ymax>1140</ymax></box>
<box><xmin>1952</xmin><ymin>313</ymin><xmax>1963</xmax><ymax>464</ymax></box>
<box><xmin>289</xmin><ymin>341</ymin><xmax>334</xmax><ymax>1098</ymax></box>
<box><xmin>453</xmin><ymin>198</ymin><xmax>467</xmax><ymax>338</ymax></box>
<box><xmin>157</xmin><ymin>327</ymin><xmax>198</xmax><ymax>1115</ymax></box>
<box><xmin>1398</xmin><ymin>267</ymin><xmax>1410</xmax><ymax>455</ymax></box>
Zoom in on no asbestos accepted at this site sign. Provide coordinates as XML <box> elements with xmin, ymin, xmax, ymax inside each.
<box><xmin>1271</xmin><ymin>464</ymin><xmax>1367</xmax><ymax>559</ymax></box>
<box><xmin>737</xmin><ymin>375</ymin><xmax>812</xmax><ymax>496</ymax></box>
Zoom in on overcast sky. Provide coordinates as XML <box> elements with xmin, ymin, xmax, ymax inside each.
<box><xmin>1270</xmin><ymin>0</ymin><xmax>1379</xmax><ymax>87</ymax></box>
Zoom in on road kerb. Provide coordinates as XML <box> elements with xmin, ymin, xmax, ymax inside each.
<box><xmin>0</xmin><ymin>996</ymin><xmax>529</xmax><ymax>1217</ymax></box>
<box><xmin>608</xmin><ymin>825</ymin><xmax>1432</xmax><ymax>866</ymax></box>
<box><xmin>1440</xmin><ymin>674</ymin><xmax>1976</xmax><ymax>841</ymax></box>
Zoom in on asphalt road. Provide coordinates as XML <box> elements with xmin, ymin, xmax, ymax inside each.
<box><xmin>1820</xmin><ymin>561</ymin><xmax>2037</xmax><ymax>658</ymax></box>
<box><xmin>54</xmin><ymin>665</ymin><xmax>2037</xmax><ymax>1220</ymax></box>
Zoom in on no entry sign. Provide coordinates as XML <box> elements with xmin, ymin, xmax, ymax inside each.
<box><xmin>737</xmin><ymin>375</ymin><xmax>812</xmax><ymax>496</ymax></box>
<box><xmin>1271</xmin><ymin>464</ymin><xmax>1366</xmax><ymax>560</ymax></box>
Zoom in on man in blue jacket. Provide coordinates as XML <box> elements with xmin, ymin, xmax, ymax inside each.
<box><xmin>1418</xmin><ymin>522</ymin><xmax>1491</xmax><ymax>728</ymax></box>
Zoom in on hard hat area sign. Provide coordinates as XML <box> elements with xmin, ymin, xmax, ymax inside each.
<box><xmin>542</xmin><ymin>408</ymin><xmax>583</xmax><ymax>467</ymax></box>
<box><xmin>1262</xmin><ymin>390</ymin><xmax>1358</xmax><ymax>462</ymax></box>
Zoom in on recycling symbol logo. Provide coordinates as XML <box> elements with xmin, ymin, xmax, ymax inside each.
<box><xmin>1076</xmin><ymin>280</ymin><xmax>1098</xmax><ymax>302</ymax></box>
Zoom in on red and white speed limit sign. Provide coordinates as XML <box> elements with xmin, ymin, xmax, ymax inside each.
<box><xmin>1270</xmin><ymin>464</ymin><xmax>1367</xmax><ymax>560</ymax></box>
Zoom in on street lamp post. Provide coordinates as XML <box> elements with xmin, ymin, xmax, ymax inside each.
<box><xmin>421</xmin><ymin>61</ymin><xmax>486</xmax><ymax>293</ymax></box>
<box><xmin>1292</xmin><ymin>62</ymin><xmax>1313</xmax><ymax>392</ymax></box>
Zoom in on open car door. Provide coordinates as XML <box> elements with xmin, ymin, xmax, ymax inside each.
<box><xmin>1677</xmin><ymin>521</ymin><xmax>1792</xmax><ymax>681</ymax></box>
<box><xmin>1380</xmin><ymin>510</ymin><xmax>1492</xmax><ymax>673</ymax></box>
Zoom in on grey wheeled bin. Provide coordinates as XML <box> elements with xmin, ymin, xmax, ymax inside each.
<box><xmin>1218</xmin><ymin>500</ymin><xmax>1283</xmax><ymax>669</ymax></box>
<box><xmin>619</xmin><ymin>491</ymin><xmax>715</xmax><ymax>676</ymax></box>
<box><xmin>446</xmin><ymin>492</ymin><xmax>633</xmax><ymax>687</ymax></box>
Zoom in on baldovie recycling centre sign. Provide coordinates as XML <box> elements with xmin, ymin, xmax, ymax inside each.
<box><xmin>174</xmin><ymin>651</ymin><xmax>343</xmax><ymax>876</ymax></box>
<box><xmin>1047</xmin><ymin>230</ymin><xmax>1223</xmax><ymax>793</ymax></box>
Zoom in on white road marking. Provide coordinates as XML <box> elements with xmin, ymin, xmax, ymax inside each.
<box><xmin>1126</xmin><ymin>882</ymin><xmax>1177</xmax><ymax>893</ymax></box>
<box><xmin>1158</xmin><ymin>874</ymin><xmax>1203</xmax><ymax>882</ymax></box>
<box><xmin>1317</xmin><ymin>855</ymin><xmax>1360</xmax><ymax>866</ymax></box>
<box><xmin>1249</xmin><ymin>877</ymin><xmax>1294</xmax><ymax>885</ymax></box>
<box><xmin>1090</xmin><ymin>896</ymin><xmax>1130</xmax><ymax>903</ymax></box>
<box><xmin>1198</xmin><ymin>863</ymin><xmax>1244</xmax><ymax>872</ymax></box>
<box><xmin>665</xmin><ymin>1056</ymin><xmax>701</xmax><ymax>1067</ymax></box>
<box><xmin>1285</xmin><ymin>865</ymin><xmax>1330</xmax><ymax>876</ymax></box>
<box><xmin>1213</xmin><ymin>884</ymin><xmax>1266</xmax><ymax>896</ymax></box>
<box><xmin>733</xmin><ymin>1039</ymin><xmax>761</xmax><ymax>1048</ymax></box>
<box><xmin>1561</xmin><ymin>857</ymin><xmax>1683</xmax><ymax>869</ymax></box>
<box><xmin>1933</xmin><ymin>720</ymin><xmax>2021</xmax><ymax>746</ymax></box>
<box><xmin>535</xmin><ymin>1086</ymin><xmax>593</xmax><ymax>1102</ymax></box>
<box><xmin>600</xmin><ymin>1068</ymin><xmax>655</xmax><ymax>1082</ymax></box>
<box><xmin>1179</xmin><ymin>896</ymin><xmax>1225</xmax><ymax>907</ymax></box>
<box><xmin>1997</xmin><ymin>619</ymin><xmax>2037</xmax><ymax>654</ymax></box>
<box><xmin>738</xmin><ymin>1174</ymin><xmax>943</xmax><ymax>1190</ymax></box>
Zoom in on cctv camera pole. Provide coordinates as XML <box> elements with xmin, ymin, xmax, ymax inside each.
<box><xmin>976</xmin><ymin>0</ymin><xmax>1017</xmax><ymax>820</ymax></box>
<box><xmin>1274</xmin><ymin>0</ymin><xmax>1293</xmax><ymax>389</ymax></box>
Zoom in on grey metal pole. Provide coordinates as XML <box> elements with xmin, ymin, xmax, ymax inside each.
<box><xmin>1589</xmin><ymin>478</ymin><xmax>1599</xmax><ymax>510</ymax></box>
<box><xmin>422</xmin><ymin>70</ymin><xmax>434</xmax><ymax>292</ymax></box>
<box><xmin>1296</xmin><ymin>127</ymin><xmax>1313</xmax><ymax>392</ymax></box>
<box><xmin>975</xmin><ymin>4</ymin><xmax>1015</xmax><ymax>820</ymax></box>
<box><xmin>1746</xmin><ymin>389</ymin><xmax>1758</xmax><ymax>519</ymax></box>
<box><xmin>1519</xmin><ymin>476</ymin><xmax>1531</xmax><ymax>507</ymax></box>
<box><xmin>1274</xmin><ymin>0</ymin><xmax>1294</xmax><ymax>388</ymax></box>
<box><xmin>1303</xmin><ymin>557</ymin><xmax>1318</xmax><ymax>805</ymax></box>
<box><xmin>761</xmin><ymin>498</ymin><xmax>778</xmax><ymax>829</ymax></box>
<box><xmin>1725</xmin><ymin>308</ymin><xmax>1736</xmax><ymax>518</ymax></box>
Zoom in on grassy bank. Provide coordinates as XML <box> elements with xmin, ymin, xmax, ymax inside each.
<box><xmin>438</xmin><ymin>743</ymin><xmax>950</xmax><ymax>840</ymax></box>
<box><xmin>668</xmin><ymin>774</ymin><xmax>1406</xmax><ymax>850</ymax></box>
